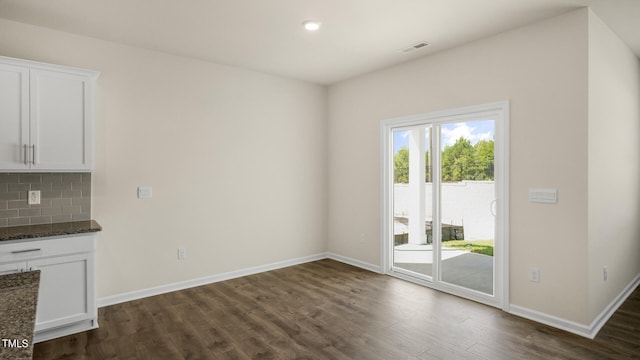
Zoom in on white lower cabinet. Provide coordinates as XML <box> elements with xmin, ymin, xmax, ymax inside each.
<box><xmin>0</xmin><ymin>234</ymin><xmax>97</xmax><ymax>342</ymax></box>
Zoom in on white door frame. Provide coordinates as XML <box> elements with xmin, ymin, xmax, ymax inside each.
<box><xmin>380</xmin><ymin>101</ymin><xmax>510</xmax><ymax>310</ymax></box>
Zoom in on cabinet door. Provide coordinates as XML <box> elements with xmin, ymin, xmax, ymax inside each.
<box><xmin>0</xmin><ymin>63</ymin><xmax>29</xmax><ymax>170</ymax></box>
<box><xmin>30</xmin><ymin>69</ymin><xmax>92</xmax><ymax>171</ymax></box>
<box><xmin>29</xmin><ymin>253</ymin><xmax>94</xmax><ymax>332</ymax></box>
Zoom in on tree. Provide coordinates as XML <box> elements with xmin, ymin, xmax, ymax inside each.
<box><xmin>442</xmin><ymin>137</ymin><xmax>474</xmax><ymax>181</ymax></box>
<box><xmin>394</xmin><ymin>147</ymin><xmax>431</xmax><ymax>184</ymax></box>
<box><xmin>472</xmin><ymin>139</ymin><xmax>494</xmax><ymax>180</ymax></box>
<box><xmin>394</xmin><ymin>146</ymin><xmax>409</xmax><ymax>183</ymax></box>
<box><xmin>425</xmin><ymin>150</ymin><xmax>431</xmax><ymax>182</ymax></box>
<box><xmin>394</xmin><ymin>137</ymin><xmax>493</xmax><ymax>183</ymax></box>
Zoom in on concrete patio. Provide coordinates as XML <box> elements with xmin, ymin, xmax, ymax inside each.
<box><xmin>394</xmin><ymin>244</ymin><xmax>494</xmax><ymax>294</ymax></box>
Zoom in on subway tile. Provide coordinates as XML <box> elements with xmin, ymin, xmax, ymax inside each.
<box><xmin>62</xmin><ymin>174</ymin><xmax>82</xmax><ymax>183</ymax></box>
<box><xmin>19</xmin><ymin>208</ymin><xmax>41</xmax><ymax>217</ymax></box>
<box><xmin>72</xmin><ymin>213</ymin><xmax>90</xmax><ymax>221</ymax></box>
<box><xmin>0</xmin><ymin>183</ymin><xmax>7</xmax><ymax>192</ymax></box>
<box><xmin>62</xmin><ymin>190</ymin><xmax>82</xmax><ymax>198</ymax></box>
<box><xmin>71</xmin><ymin>181</ymin><xmax>91</xmax><ymax>191</ymax></box>
<box><xmin>72</xmin><ymin>197</ymin><xmax>91</xmax><ymax>208</ymax></box>
<box><xmin>41</xmin><ymin>174</ymin><xmax>63</xmax><ymax>184</ymax></box>
<box><xmin>19</xmin><ymin>174</ymin><xmax>42</xmax><ymax>184</ymax></box>
<box><xmin>51</xmin><ymin>214</ymin><xmax>72</xmax><ymax>223</ymax></box>
<box><xmin>30</xmin><ymin>216</ymin><xmax>52</xmax><ymax>225</ymax></box>
<box><xmin>31</xmin><ymin>183</ymin><xmax>53</xmax><ymax>192</ymax></box>
<box><xmin>51</xmin><ymin>198</ymin><xmax>73</xmax><ymax>207</ymax></box>
<box><xmin>0</xmin><ymin>219</ymin><xmax>7</xmax><ymax>227</ymax></box>
<box><xmin>0</xmin><ymin>174</ymin><xmax>20</xmax><ymax>184</ymax></box>
<box><xmin>42</xmin><ymin>190</ymin><xmax>62</xmax><ymax>199</ymax></box>
<box><xmin>8</xmin><ymin>183</ymin><xmax>30</xmax><ymax>192</ymax></box>
<box><xmin>0</xmin><ymin>200</ymin><xmax>6</xmax><ymax>209</ymax></box>
<box><xmin>82</xmin><ymin>173</ymin><xmax>92</xmax><ymax>183</ymax></box>
<box><xmin>0</xmin><ymin>192</ymin><xmax>20</xmax><ymax>201</ymax></box>
<box><xmin>0</xmin><ymin>209</ymin><xmax>19</xmax><ymax>218</ymax></box>
<box><xmin>8</xmin><ymin>200</ymin><xmax>28</xmax><ymax>209</ymax></box>
<box><xmin>51</xmin><ymin>182</ymin><xmax>72</xmax><ymax>191</ymax></box>
<box><xmin>8</xmin><ymin>217</ymin><xmax>30</xmax><ymax>226</ymax></box>
<box><xmin>41</xmin><ymin>207</ymin><xmax>63</xmax><ymax>216</ymax></box>
<box><xmin>62</xmin><ymin>205</ymin><xmax>82</xmax><ymax>215</ymax></box>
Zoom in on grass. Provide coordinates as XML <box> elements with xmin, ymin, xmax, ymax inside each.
<box><xmin>443</xmin><ymin>240</ymin><xmax>494</xmax><ymax>256</ymax></box>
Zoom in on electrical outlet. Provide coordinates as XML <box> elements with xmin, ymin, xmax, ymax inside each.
<box><xmin>177</xmin><ymin>248</ymin><xmax>186</xmax><ymax>260</ymax></box>
<box><xmin>359</xmin><ymin>233</ymin><xmax>366</xmax><ymax>243</ymax></box>
<box><xmin>603</xmin><ymin>266</ymin><xmax>608</xmax><ymax>281</ymax></box>
<box><xmin>28</xmin><ymin>190</ymin><xmax>41</xmax><ymax>205</ymax></box>
<box><xmin>529</xmin><ymin>267</ymin><xmax>540</xmax><ymax>283</ymax></box>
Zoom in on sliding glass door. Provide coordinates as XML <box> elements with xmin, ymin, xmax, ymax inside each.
<box><xmin>383</xmin><ymin>102</ymin><xmax>508</xmax><ymax>308</ymax></box>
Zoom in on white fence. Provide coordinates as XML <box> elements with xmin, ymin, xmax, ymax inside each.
<box><xmin>394</xmin><ymin>181</ymin><xmax>495</xmax><ymax>240</ymax></box>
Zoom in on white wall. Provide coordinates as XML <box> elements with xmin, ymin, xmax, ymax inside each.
<box><xmin>587</xmin><ymin>10</ymin><xmax>640</xmax><ymax>321</ymax></box>
<box><xmin>394</xmin><ymin>181</ymin><xmax>496</xmax><ymax>240</ymax></box>
<box><xmin>328</xmin><ymin>10</ymin><xmax>591</xmax><ymax>323</ymax></box>
<box><xmin>0</xmin><ymin>18</ymin><xmax>328</xmax><ymax>298</ymax></box>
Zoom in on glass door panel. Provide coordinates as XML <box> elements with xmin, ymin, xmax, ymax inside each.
<box><xmin>439</xmin><ymin>120</ymin><xmax>495</xmax><ymax>295</ymax></box>
<box><xmin>392</xmin><ymin>126</ymin><xmax>433</xmax><ymax>278</ymax></box>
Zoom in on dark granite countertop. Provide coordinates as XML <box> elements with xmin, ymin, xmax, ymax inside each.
<box><xmin>0</xmin><ymin>270</ymin><xmax>40</xmax><ymax>359</ymax></box>
<box><xmin>0</xmin><ymin>220</ymin><xmax>102</xmax><ymax>242</ymax></box>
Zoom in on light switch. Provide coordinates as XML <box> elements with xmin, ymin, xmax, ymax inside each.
<box><xmin>137</xmin><ymin>186</ymin><xmax>153</xmax><ymax>199</ymax></box>
<box><xmin>528</xmin><ymin>188</ymin><xmax>557</xmax><ymax>204</ymax></box>
<box><xmin>529</xmin><ymin>267</ymin><xmax>540</xmax><ymax>283</ymax></box>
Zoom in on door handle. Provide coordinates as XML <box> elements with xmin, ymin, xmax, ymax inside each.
<box><xmin>32</xmin><ymin>144</ymin><xmax>36</xmax><ymax>164</ymax></box>
<box><xmin>489</xmin><ymin>199</ymin><xmax>497</xmax><ymax>217</ymax></box>
<box><xmin>24</xmin><ymin>144</ymin><xmax>28</xmax><ymax>165</ymax></box>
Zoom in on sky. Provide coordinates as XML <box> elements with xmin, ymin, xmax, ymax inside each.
<box><xmin>393</xmin><ymin>120</ymin><xmax>494</xmax><ymax>154</ymax></box>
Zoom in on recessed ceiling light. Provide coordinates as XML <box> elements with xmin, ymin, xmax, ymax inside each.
<box><xmin>302</xmin><ymin>20</ymin><xmax>321</xmax><ymax>32</ymax></box>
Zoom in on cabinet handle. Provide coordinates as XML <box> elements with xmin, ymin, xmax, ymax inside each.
<box><xmin>11</xmin><ymin>248</ymin><xmax>41</xmax><ymax>254</ymax></box>
<box><xmin>32</xmin><ymin>144</ymin><xmax>36</xmax><ymax>164</ymax></box>
<box><xmin>24</xmin><ymin>144</ymin><xmax>28</xmax><ymax>165</ymax></box>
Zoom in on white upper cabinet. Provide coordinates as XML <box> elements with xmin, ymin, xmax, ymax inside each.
<box><xmin>0</xmin><ymin>56</ymin><xmax>99</xmax><ymax>172</ymax></box>
<box><xmin>0</xmin><ymin>62</ymin><xmax>29</xmax><ymax>170</ymax></box>
<box><xmin>30</xmin><ymin>69</ymin><xmax>93</xmax><ymax>170</ymax></box>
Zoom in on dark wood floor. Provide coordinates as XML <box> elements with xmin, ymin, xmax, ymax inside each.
<box><xmin>34</xmin><ymin>259</ymin><xmax>640</xmax><ymax>359</ymax></box>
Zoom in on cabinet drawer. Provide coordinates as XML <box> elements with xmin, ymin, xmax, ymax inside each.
<box><xmin>0</xmin><ymin>234</ymin><xmax>95</xmax><ymax>263</ymax></box>
<box><xmin>0</xmin><ymin>262</ymin><xmax>24</xmax><ymax>275</ymax></box>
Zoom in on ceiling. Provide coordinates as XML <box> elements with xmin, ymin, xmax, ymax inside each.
<box><xmin>0</xmin><ymin>0</ymin><xmax>638</xmax><ymax>85</ymax></box>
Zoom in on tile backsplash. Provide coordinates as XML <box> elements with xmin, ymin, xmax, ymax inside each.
<box><xmin>0</xmin><ymin>173</ymin><xmax>91</xmax><ymax>227</ymax></box>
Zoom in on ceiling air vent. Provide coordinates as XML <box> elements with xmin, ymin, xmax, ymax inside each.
<box><xmin>402</xmin><ymin>41</ymin><xmax>430</xmax><ymax>53</ymax></box>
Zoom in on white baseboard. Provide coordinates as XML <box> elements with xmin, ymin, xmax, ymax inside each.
<box><xmin>98</xmin><ymin>252</ymin><xmax>382</xmax><ymax>308</ymax></box>
<box><xmin>588</xmin><ymin>273</ymin><xmax>640</xmax><ymax>338</ymax></box>
<box><xmin>97</xmin><ymin>252</ymin><xmax>328</xmax><ymax>308</ymax></box>
<box><xmin>34</xmin><ymin>319</ymin><xmax>98</xmax><ymax>343</ymax></box>
<box><xmin>326</xmin><ymin>252</ymin><xmax>383</xmax><ymax>273</ymax></box>
<box><xmin>509</xmin><ymin>273</ymin><xmax>640</xmax><ymax>339</ymax></box>
<box><xmin>509</xmin><ymin>304</ymin><xmax>593</xmax><ymax>338</ymax></box>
